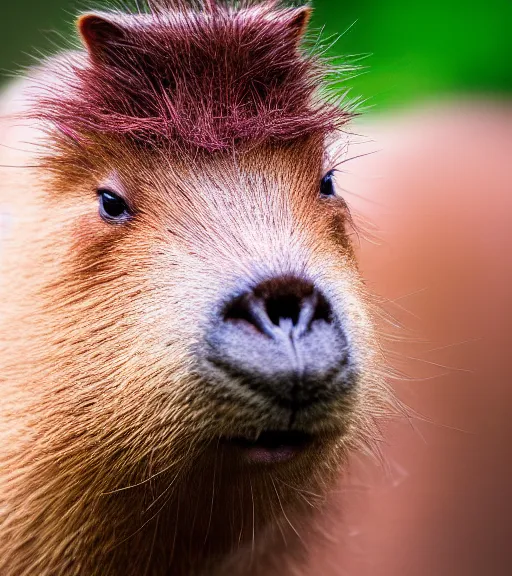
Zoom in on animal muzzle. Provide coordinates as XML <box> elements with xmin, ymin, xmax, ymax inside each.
<box><xmin>205</xmin><ymin>275</ymin><xmax>355</xmax><ymax>411</ymax></box>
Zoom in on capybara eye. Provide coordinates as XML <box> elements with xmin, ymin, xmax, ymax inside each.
<box><xmin>97</xmin><ymin>189</ymin><xmax>131</xmax><ymax>222</ymax></box>
<box><xmin>320</xmin><ymin>170</ymin><xmax>336</xmax><ymax>197</ymax></box>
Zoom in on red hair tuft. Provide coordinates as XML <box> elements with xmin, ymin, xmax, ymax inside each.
<box><xmin>35</xmin><ymin>1</ymin><xmax>352</xmax><ymax>153</ymax></box>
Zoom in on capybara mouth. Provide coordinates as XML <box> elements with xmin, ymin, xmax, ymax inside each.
<box><xmin>227</xmin><ymin>430</ymin><xmax>314</xmax><ymax>464</ymax></box>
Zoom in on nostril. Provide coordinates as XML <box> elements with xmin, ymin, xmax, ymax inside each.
<box><xmin>265</xmin><ymin>293</ymin><xmax>301</xmax><ymax>327</ymax></box>
<box><xmin>223</xmin><ymin>293</ymin><xmax>273</xmax><ymax>337</ymax></box>
<box><xmin>312</xmin><ymin>291</ymin><xmax>332</xmax><ymax>324</ymax></box>
<box><xmin>223</xmin><ymin>276</ymin><xmax>333</xmax><ymax>338</ymax></box>
<box><xmin>223</xmin><ymin>293</ymin><xmax>256</xmax><ymax>326</ymax></box>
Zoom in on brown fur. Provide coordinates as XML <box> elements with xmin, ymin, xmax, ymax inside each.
<box><xmin>0</xmin><ymin>2</ymin><xmax>393</xmax><ymax>575</ymax></box>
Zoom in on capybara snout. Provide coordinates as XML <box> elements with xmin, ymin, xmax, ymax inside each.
<box><xmin>204</xmin><ymin>273</ymin><xmax>355</xmax><ymax>417</ymax></box>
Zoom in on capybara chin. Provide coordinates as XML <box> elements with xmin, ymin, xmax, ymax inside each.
<box><xmin>0</xmin><ymin>1</ymin><xmax>392</xmax><ymax>575</ymax></box>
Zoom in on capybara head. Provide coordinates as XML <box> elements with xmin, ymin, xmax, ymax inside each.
<box><xmin>0</xmin><ymin>1</ymin><xmax>392</xmax><ymax>575</ymax></box>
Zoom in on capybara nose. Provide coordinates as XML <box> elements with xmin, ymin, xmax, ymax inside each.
<box><xmin>223</xmin><ymin>276</ymin><xmax>332</xmax><ymax>340</ymax></box>
<box><xmin>205</xmin><ymin>276</ymin><xmax>354</xmax><ymax>409</ymax></box>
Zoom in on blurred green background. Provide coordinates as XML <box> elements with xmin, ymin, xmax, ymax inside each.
<box><xmin>1</xmin><ymin>0</ymin><xmax>511</xmax><ymax>111</ymax></box>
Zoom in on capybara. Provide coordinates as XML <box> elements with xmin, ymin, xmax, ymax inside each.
<box><xmin>0</xmin><ymin>1</ymin><xmax>394</xmax><ymax>575</ymax></box>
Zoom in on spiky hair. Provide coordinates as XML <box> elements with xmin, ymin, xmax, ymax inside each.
<box><xmin>35</xmin><ymin>0</ymin><xmax>351</xmax><ymax>153</ymax></box>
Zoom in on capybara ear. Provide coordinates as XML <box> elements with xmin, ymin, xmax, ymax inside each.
<box><xmin>77</xmin><ymin>13</ymin><xmax>129</xmax><ymax>62</ymax></box>
<box><xmin>284</xmin><ymin>6</ymin><xmax>312</xmax><ymax>44</ymax></box>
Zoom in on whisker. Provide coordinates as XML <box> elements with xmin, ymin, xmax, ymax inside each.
<box><xmin>270</xmin><ymin>476</ymin><xmax>304</xmax><ymax>545</ymax></box>
<box><xmin>203</xmin><ymin>437</ymin><xmax>219</xmax><ymax>545</ymax></box>
<box><xmin>425</xmin><ymin>338</ymin><xmax>482</xmax><ymax>353</ymax></box>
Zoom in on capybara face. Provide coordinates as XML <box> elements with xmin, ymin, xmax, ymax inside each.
<box><xmin>51</xmin><ymin>137</ymin><xmax>373</xmax><ymax>467</ymax></box>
